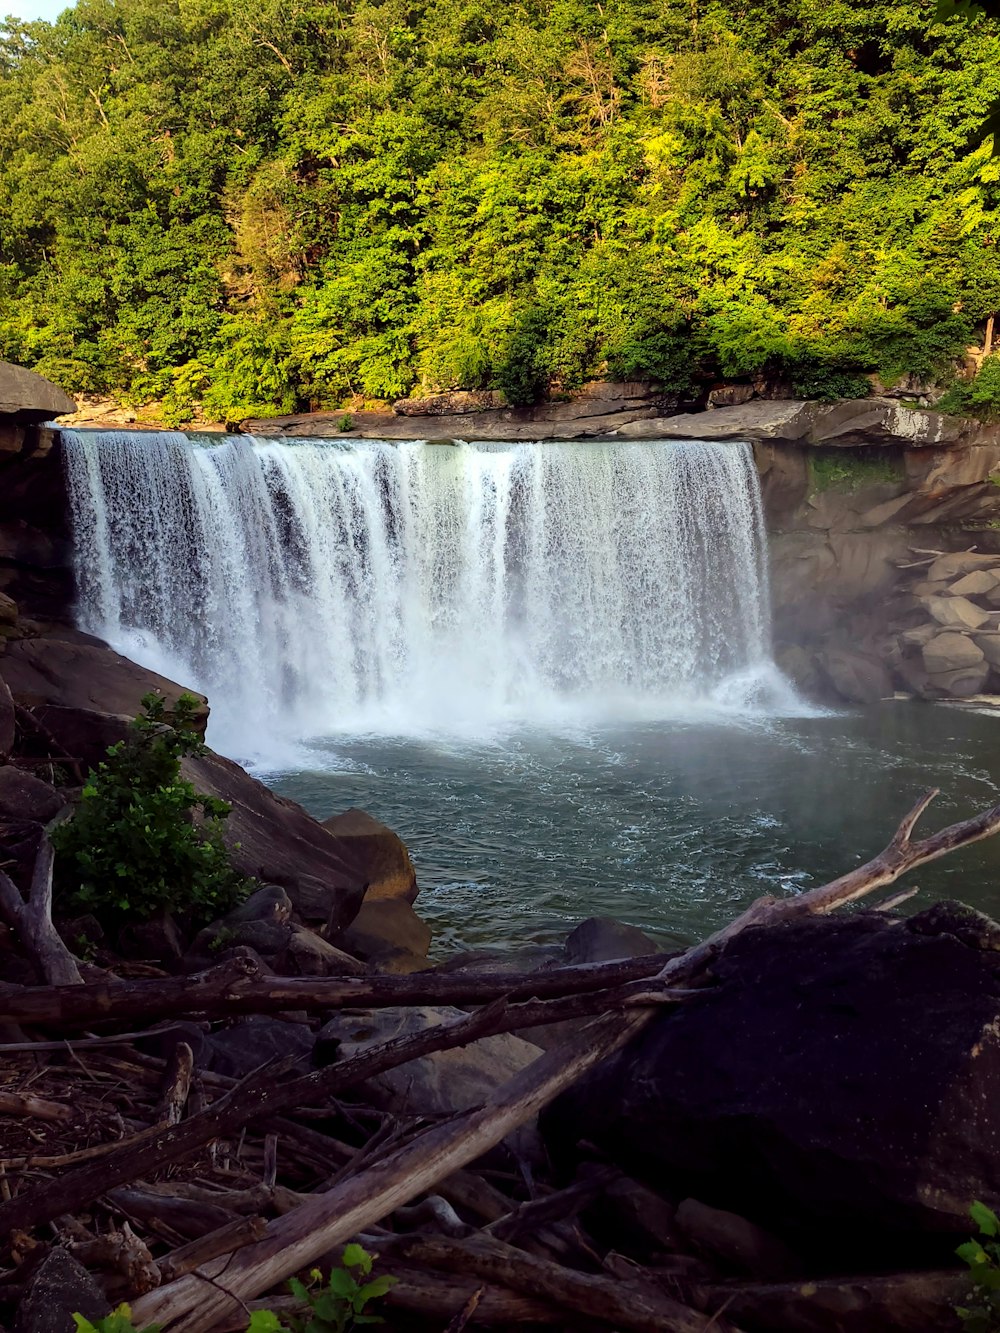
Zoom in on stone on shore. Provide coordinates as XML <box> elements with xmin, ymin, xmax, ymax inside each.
<box><xmin>321</xmin><ymin>806</ymin><xmax>418</xmax><ymax>902</ymax></box>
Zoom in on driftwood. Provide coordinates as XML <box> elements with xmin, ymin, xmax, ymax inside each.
<box><xmin>0</xmin><ymin>950</ymin><xmax>675</xmax><ymax>1029</ymax></box>
<box><xmin>156</xmin><ymin>1042</ymin><xmax>194</xmax><ymax>1126</ymax></box>
<box><xmin>0</xmin><ymin>1089</ymin><xmax>71</xmax><ymax>1122</ymax></box>
<box><xmin>375</xmin><ymin>1232</ymin><xmax>738</xmax><ymax>1333</ymax></box>
<box><xmin>158</xmin><ymin>1218</ymin><xmax>268</xmax><ymax>1283</ymax></box>
<box><xmin>0</xmin><ymin>985</ymin><xmax>685</xmax><ymax>1235</ymax></box>
<box><xmin>0</xmin><ymin>829</ymin><xmax>82</xmax><ymax>986</ymax></box>
<box><xmin>130</xmin><ymin>788</ymin><xmax>998</xmax><ymax>1333</ymax></box>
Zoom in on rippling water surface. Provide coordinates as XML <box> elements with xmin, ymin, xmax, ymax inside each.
<box><xmin>268</xmin><ymin>703</ymin><xmax>1000</xmax><ymax>952</ymax></box>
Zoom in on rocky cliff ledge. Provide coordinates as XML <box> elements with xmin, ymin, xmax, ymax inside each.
<box><xmin>674</xmin><ymin>400</ymin><xmax>1000</xmax><ymax>704</ymax></box>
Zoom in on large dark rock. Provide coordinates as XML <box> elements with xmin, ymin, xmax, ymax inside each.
<box><xmin>0</xmin><ymin>362</ymin><xmax>75</xmax><ymax>420</ymax></box>
<box><xmin>182</xmin><ymin>750</ymin><xmax>367</xmax><ymax>929</ymax></box>
<box><xmin>0</xmin><ymin>766</ymin><xmax>63</xmax><ymax>822</ymax></box>
<box><xmin>543</xmin><ymin>906</ymin><xmax>1000</xmax><ymax>1265</ymax></box>
<box><xmin>0</xmin><ymin>635</ymin><xmax>207</xmax><ymax>728</ymax></box>
<box><xmin>13</xmin><ymin>1248</ymin><xmax>108</xmax><ymax>1333</ymax></box>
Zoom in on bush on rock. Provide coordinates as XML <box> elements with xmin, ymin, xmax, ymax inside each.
<box><xmin>52</xmin><ymin>692</ymin><xmax>252</xmax><ymax>930</ymax></box>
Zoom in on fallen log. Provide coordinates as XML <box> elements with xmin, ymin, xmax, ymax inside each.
<box><xmin>377</xmin><ymin>1232</ymin><xmax>738</xmax><ymax>1333</ymax></box>
<box><xmin>131</xmin><ymin>788</ymin><xmax>998</xmax><ymax>1333</ymax></box>
<box><xmin>0</xmin><ymin>1090</ymin><xmax>72</xmax><ymax>1123</ymax></box>
<box><xmin>0</xmin><ymin>984</ymin><xmax>680</xmax><ymax>1235</ymax></box>
<box><xmin>130</xmin><ymin>1008</ymin><xmax>668</xmax><ymax>1333</ymax></box>
<box><xmin>0</xmin><ymin>950</ymin><xmax>674</xmax><ymax>1029</ymax></box>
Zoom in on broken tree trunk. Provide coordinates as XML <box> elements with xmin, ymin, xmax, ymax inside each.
<box><xmin>0</xmin><ymin>828</ymin><xmax>82</xmax><ymax>987</ymax></box>
<box><xmin>0</xmin><ymin>950</ymin><xmax>674</xmax><ymax>1029</ymax></box>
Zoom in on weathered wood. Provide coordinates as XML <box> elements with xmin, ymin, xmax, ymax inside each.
<box><xmin>0</xmin><ymin>950</ymin><xmax>675</xmax><ymax>1028</ymax></box>
<box><xmin>106</xmin><ymin>1186</ymin><xmax>242</xmax><ymax>1239</ymax></box>
<box><xmin>0</xmin><ymin>827</ymin><xmax>82</xmax><ymax>987</ymax></box>
<box><xmin>158</xmin><ymin>1217</ymin><xmax>268</xmax><ymax>1283</ymax></box>
<box><xmin>156</xmin><ymin>1041</ymin><xmax>194</xmax><ymax>1126</ymax></box>
<box><xmin>0</xmin><ymin>986</ymin><xmax>664</xmax><ymax>1235</ymax></box>
<box><xmin>0</xmin><ymin>1089</ymin><xmax>71</xmax><ymax>1122</ymax></box>
<box><xmin>379</xmin><ymin>1233</ymin><xmax>740</xmax><ymax>1333</ymax></box>
<box><xmin>131</xmin><ymin>1008</ymin><xmax>654</xmax><ymax>1332</ymax></box>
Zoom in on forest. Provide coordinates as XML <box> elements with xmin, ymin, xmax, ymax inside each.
<box><xmin>1</xmin><ymin>0</ymin><xmax>1000</xmax><ymax>422</ymax></box>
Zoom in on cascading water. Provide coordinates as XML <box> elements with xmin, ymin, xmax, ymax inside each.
<box><xmin>62</xmin><ymin>431</ymin><xmax>796</xmax><ymax>764</ymax></box>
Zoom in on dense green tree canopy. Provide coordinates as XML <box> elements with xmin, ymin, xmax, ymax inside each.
<box><xmin>1</xmin><ymin>0</ymin><xmax>999</xmax><ymax>419</ymax></box>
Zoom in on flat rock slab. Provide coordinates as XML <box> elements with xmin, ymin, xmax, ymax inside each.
<box><xmin>0</xmin><ymin>360</ymin><xmax>75</xmax><ymax>420</ymax></box>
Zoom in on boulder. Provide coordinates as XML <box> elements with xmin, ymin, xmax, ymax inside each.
<box><xmin>922</xmin><ymin>632</ymin><xmax>985</xmax><ymax>676</ymax></box>
<box><xmin>0</xmin><ymin>635</ymin><xmax>208</xmax><ymax>729</ymax></box>
<box><xmin>543</xmin><ymin>907</ymin><xmax>1000</xmax><ymax>1264</ymax></box>
<box><xmin>0</xmin><ymin>766</ymin><xmax>63</xmax><ymax>822</ymax></box>
<box><xmin>923</xmin><ymin>595</ymin><xmax>990</xmax><ymax>631</ymax></box>
<box><xmin>928</xmin><ymin>664</ymin><xmax>991</xmax><ymax>697</ymax></box>
<box><xmin>33</xmin><ymin>704</ymin><xmax>131</xmax><ymax>769</ymax></box>
<box><xmin>564</xmin><ymin>917</ymin><xmax>662</xmax><ymax>964</ymax></box>
<box><xmin>320</xmin><ymin>807</ymin><xmax>418</xmax><ymax>902</ymax></box>
<box><xmin>975</xmin><ymin>634</ymin><xmax>1000</xmax><ymax>669</ymax></box>
<box><xmin>927</xmin><ymin>552</ymin><xmax>1000</xmax><ymax>583</ymax></box>
<box><xmin>0</xmin><ymin>361</ymin><xmax>75</xmax><ymax>420</ymax></box>
<box><xmin>188</xmin><ymin>884</ymin><xmax>294</xmax><ymax>963</ymax></box>
<box><xmin>276</xmin><ymin>924</ymin><xmax>367</xmax><ymax>977</ymax></box>
<box><xmin>199</xmin><ymin>1016</ymin><xmax>315</xmax><ymax>1080</ymax></box>
<box><xmin>816</xmin><ymin>647</ymin><xmax>893</xmax><ymax>704</ymax></box>
<box><xmin>315</xmin><ymin>1005</ymin><xmax>543</xmax><ymax>1119</ymax></box>
<box><xmin>950</xmin><ymin>569</ymin><xmax>1000</xmax><ymax>597</ymax></box>
<box><xmin>707</xmin><ymin>384</ymin><xmax>755</xmax><ymax>408</ymax></box>
<box><xmin>333</xmin><ymin>897</ymin><xmax>431</xmax><ymax>973</ymax></box>
<box><xmin>13</xmin><ymin>1247</ymin><xmax>109</xmax><ymax>1333</ymax></box>
<box><xmin>0</xmin><ymin>591</ymin><xmax>18</xmax><ymax>624</ymax></box>
<box><xmin>181</xmin><ymin>750</ymin><xmax>366</xmax><ymax>930</ymax></box>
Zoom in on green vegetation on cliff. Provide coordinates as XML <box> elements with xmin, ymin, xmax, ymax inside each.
<box><xmin>1</xmin><ymin>0</ymin><xmax>1000</xmax><ymax>418</ymax></box>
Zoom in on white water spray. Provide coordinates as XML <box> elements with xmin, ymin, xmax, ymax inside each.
<box><xmin>62</xmin><ymin>432</ymin><xmax>796</xmax><ymax>762</ymax></box>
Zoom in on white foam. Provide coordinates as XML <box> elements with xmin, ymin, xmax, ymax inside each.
<box><xmin>62</xmin><ymin>432</ymin><xmax>807</xmax><ymax>764</ymax></box>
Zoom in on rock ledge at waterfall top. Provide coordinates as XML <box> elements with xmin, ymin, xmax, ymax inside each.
<box><xmin>240</xmin><ymin>393</ymin><xmax>981</xmax><ymax>448</ymax></box>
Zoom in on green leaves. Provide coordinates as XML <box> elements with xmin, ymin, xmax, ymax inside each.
<box><xmin>52</xmin><ymin>692</ymin><xmax>253</xmax><ymax>932</ymax></box>
<box><xmin>284</xmin><ymin>1249</ymin><xmax>396</xmax><ymax>1333</ymax></box>
<box><xmin>956</xmin><ymin>1201</ymin><xmax>1000</xmax><ymax>1331</ymax></box>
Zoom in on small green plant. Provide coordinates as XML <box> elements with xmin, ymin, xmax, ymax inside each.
<box><xmin>74</xmin><ymin>1307</ymin><xmax>159</xmax><ymax>1333</ymax></box>
<box><xmin>286</xmin><ymin>1246</ymin><xmax>396</xmax><ymax>1332</ymax></box>
<box><xmin>73</xmin><ymin>1247</ymin><xmax>394</xmax><ymax>1333</ymax></box>
<box><xmin>53</xmin><ymin>693</ymin><xmax>252</xmax><ymax>931</ymax></box>
<box><xmin>337</xmin><ymin>413</ymin><xmax>354</xmax><ymax>431</ymax></box>
<box><xmin>957</xmin><ymin>1201</ymin><xmax>1000</xmax><ymax>1332</ymax></box>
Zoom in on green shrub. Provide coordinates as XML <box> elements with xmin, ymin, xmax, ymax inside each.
<box><xmin>939</xmin><ymin>358</ymin><xmax>1000</xmax><ymax>422</ymax></box>
<box><xmin>957</xmin><ymin>1202</ymin><xmax>1000</xmax><ymax>1332</ymax></box>
<box><xmin>790</xmin><ymin>367</ymin><xmax>873</xmax><ymax>402</ymax></box>
<box><xmin>52</xmin><ymin>693</ymin><xmax>252</xmax><ymax>930</ymax></box>
<box><xmin>809</xmin><ymin>448</ymin><xmax>903</xmax><ymax>492</ymax></box>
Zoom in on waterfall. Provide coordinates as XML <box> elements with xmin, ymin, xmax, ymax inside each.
<box><xmin>61</xmin><ymin>431</ymin><xmax>794</xmax><ymax>762</ymax></box>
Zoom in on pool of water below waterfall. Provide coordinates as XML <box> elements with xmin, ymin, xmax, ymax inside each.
<box><xmin>264</xmin><ymin>701</ymin><xmax>1000</xmax><ymax>954</ymax></box>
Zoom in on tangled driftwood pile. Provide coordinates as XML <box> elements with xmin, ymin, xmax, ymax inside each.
<box><xmin>1</xmin><ymin>789</ymin><xmax>998</xmax><ymax>1333</ymax></box>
